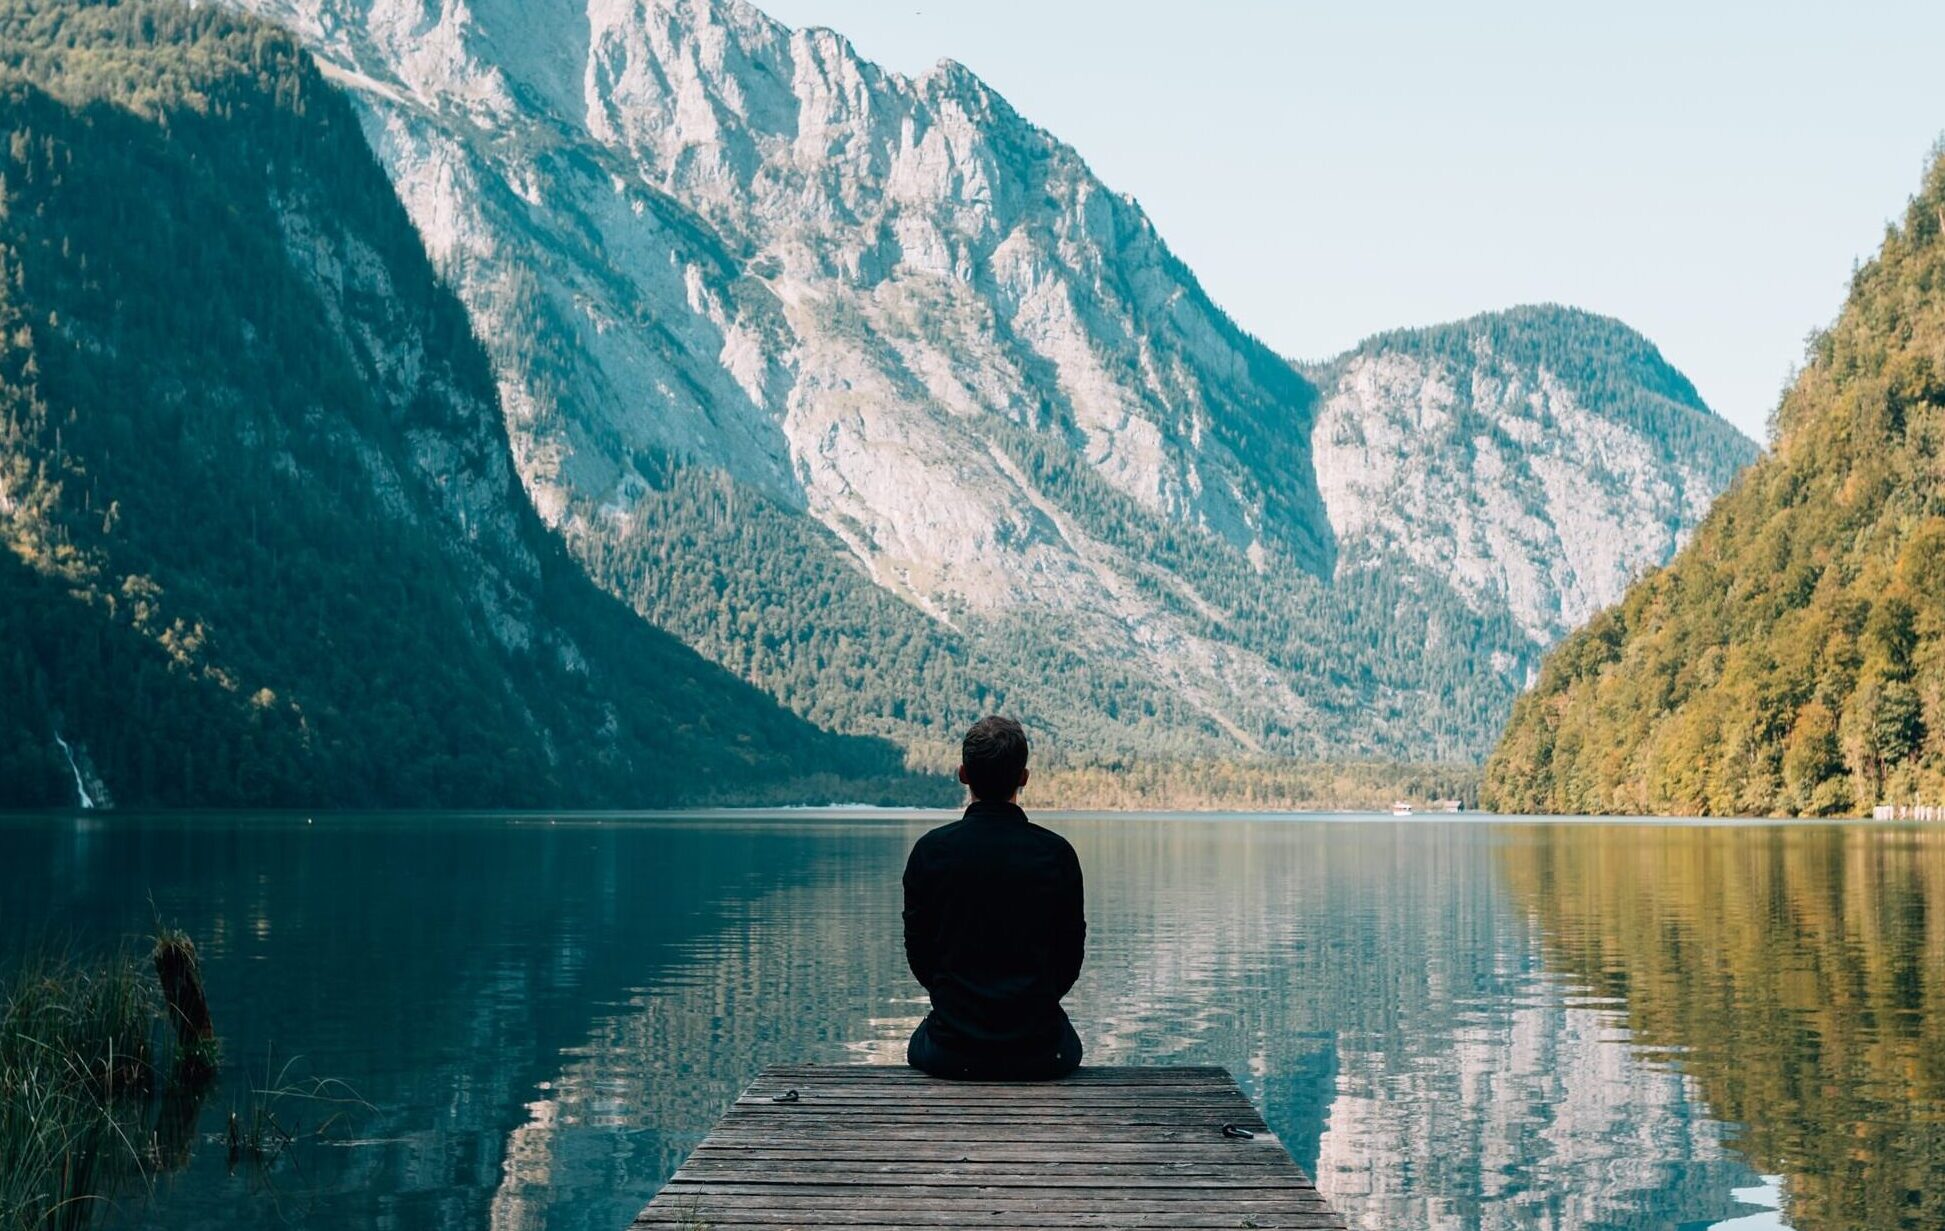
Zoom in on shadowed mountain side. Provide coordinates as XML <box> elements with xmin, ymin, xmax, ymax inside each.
<box><xmin>0</xmin><ymin>0</ymin><xmax>933</xmax><ymax>808</ymax></box>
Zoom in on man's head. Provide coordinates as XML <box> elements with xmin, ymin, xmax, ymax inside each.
<box><xmin>959</xmin><ymin>715</ymin><xmax>1030</xmax><ymax>802</ymax></box>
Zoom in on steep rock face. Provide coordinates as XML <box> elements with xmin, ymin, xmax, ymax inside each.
<box><xmin>241</xmin><ymin>0</ymin><xmax>1325</xmax><ymax>582</ymax></box>
<box><xmin>1484</xmin><ymin>157</ymin><xmax>1945</xmax><ymax>816</ymax></box>
<box><xmin>225</xmin><ymin>0</ymin><xmax>1753</xmax><ymax>763</ymax></box>
<box><xmin>1311</xmin><ymin>306</ymin><xmax>1757</xmax><ymax>646</ymax></box>
<box><xmin>0</xmin><ymin>0</ymin><xmax>915</xmax><ymax>807</ymax></box>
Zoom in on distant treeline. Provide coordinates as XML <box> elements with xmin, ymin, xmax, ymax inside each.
<box><xmin>575</xmin><ymin>449</ymin><xmax>1535</xmax><ymax>771</ymax></box>
<box><xmin>1026</xmin><ymin>759</ymin><xmax>1481</xmax><ymax>812</ymax></box>
<box><xmin>1322</xmin><ymin>303</ymin><xmax>1737</xmax><ymax>454</ymax></box>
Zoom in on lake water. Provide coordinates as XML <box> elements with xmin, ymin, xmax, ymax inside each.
<box><xmin>1</xmin><ymin>812</ymin><xmax>1939</xmax><ymax>1231</ymax></box>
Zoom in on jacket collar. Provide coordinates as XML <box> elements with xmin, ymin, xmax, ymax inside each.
<box><xmin>964</xmin><ymin>798</ymin><xmax>1028</xmax><ymax>823</ymax></box>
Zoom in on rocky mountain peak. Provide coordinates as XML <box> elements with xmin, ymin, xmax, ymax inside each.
<box><xmin>1311</xmin><ymin>306</ymin><xmax>1755</xmax><ymax>644</ymax></box>
<box><xmin>220</xmin><ymin>0</ymin><xmax>1755</xmax><ymax>764</ymax></box>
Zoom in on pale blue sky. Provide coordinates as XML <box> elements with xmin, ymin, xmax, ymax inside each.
<box><xmin>758</xmin><ymin>0</ymin><xmax>1945</xmax><ymax>441</ymax></box>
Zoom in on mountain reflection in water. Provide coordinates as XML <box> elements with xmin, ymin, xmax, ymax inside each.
<box><xmin>2</xmin><ymin>814</ymin><xmax>1932</xmax><ymax>1230</ymax></box>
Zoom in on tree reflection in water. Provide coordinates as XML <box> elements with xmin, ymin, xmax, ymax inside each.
<box><xmin>1501</xmin><ymin>823</ymin><xmax>1945</xmax><ymax>1231</ymax></box>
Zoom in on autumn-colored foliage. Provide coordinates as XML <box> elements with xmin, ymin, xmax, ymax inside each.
<box><xmin>1484</xmin><ymin>149</ymin><xmax>1945</xmax><ymax>816</ymax></box>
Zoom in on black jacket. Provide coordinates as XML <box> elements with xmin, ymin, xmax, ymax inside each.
<box><xmin>902</xmin><ymin>799</ymin><xmax>1086</xmax><ymax>1050</ymax></box>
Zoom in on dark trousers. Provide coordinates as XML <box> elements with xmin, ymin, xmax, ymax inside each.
<box><xmin>906</xmin><ymin>1014</ymin><xmax>1083</xmax><ymax>1081</ymax></box>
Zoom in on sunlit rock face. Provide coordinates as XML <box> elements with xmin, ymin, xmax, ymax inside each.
<box><xmin>232</xmin><ymin>0</ymin><xmax>1324</xmax><ymax>591</ymax></box>
<box><xmin>226</xmin><ymin>0</ymin><xmax>1754</xmax><ymax>759</ymax></box>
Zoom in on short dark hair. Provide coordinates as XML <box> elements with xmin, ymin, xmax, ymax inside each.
<box><xmin>962</xmin><ymin>715</ymin><xmax>1029</xmax><ymax>801</ymax></box>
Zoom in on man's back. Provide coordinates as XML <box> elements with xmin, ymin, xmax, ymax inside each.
<box><xmin>903</xmin><ymin>798</ymin><xmax>1085</xmax><ymax>1076</ymax></box>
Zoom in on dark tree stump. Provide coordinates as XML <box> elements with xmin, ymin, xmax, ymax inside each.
<box><xmin>153</xmin><ymin>931</ymin><xmax>217</xmax><ymax>1078</ymax></box>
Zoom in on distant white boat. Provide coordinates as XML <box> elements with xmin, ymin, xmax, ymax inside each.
<box><xmin>1391</xmin><ymin>801</ymin><xmax>1413</xmax><ymax>817</ymax></box>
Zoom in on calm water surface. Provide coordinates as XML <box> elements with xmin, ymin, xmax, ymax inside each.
<box><xmin>1</xmin><ymin>812</ymin><xmax>1939</xmax><ymax>1231</ymax></box>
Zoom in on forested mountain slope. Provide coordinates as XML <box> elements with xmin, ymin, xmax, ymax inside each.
<box><xmin>1484</xmin><ymin>153</ymin><xmax>1945</xmax><ymax>816</ymax></box>
<box><xmin>224</xmin><ymin>0</ymin><xmax>1754</xmax><ymax>766</ymax></box>
<box><xmin>0</xmin><ymin>0</ymin><xmax>921</xmax><ymax>808</ymax></box>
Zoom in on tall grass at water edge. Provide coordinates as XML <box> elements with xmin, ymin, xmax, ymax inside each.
<box><xmin>0</xmin><ymin>949</ymin><xmax>158</xmax><ymax>1230</ymax></box>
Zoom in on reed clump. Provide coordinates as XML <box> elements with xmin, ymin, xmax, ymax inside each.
<box><xmin>0</xmin><ymin>950</ymin><xmax>159</xmax><ymax>1230</ymax></box>
<box><xmin>2</xmin><ymin>933</ymin><xmax>363</xmax><ymax>1227</ymax></box>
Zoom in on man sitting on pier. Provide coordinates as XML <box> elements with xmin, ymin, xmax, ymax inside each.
<box><xmin>903</xmin><ymin>716</ymin><xmax>1086</xmax><ymax>1080</ymax></box>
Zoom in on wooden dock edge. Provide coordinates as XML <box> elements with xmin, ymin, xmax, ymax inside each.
<box><xmin>633</xmin><ymin>1063</ymin><xmax>1347</xmax><ymax>1229</ymax></box>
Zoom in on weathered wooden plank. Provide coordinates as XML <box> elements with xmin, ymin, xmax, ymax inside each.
<box><xmin>738</xmin><ymin>1089</ymin><xmax>1244</xmax><ymax>1097</ymax></box>
<box><xmin>660</xmin><ymin>1184</ymin><xmax>1327</xmax><ymax>1200</ymax></box>
<box><xmin>671</xmin><ymin>1169</ymin><xmax>1318</xmax><ymax>1186</ymax></box>
<box><xmin>635</xmin><ymin>1212</ymin><xmax>1344</xmax><ymax>1229</ymax></box>
<box><xmin>644</xmin><ymin>1203</ymin><xmax>1338</xmax><ymax>1222</ymax></box>
<box><xmin>737</xmin><ymin>1089</ymin><xmax>1244</xmax><ymax>1097</ymax></box>
<box><xmin>712</xmin><ymin>1111</ymin><xmax>1274</xmax><ymax>1128</ymax></box>
<box><xmin>685</xmin><ymin>1142</ymin><xmax>1301</xmax><ymax>1163</ymax></box>
<box><xmin>676</xmin><ymin>1151</ymin><xmax>1298</xmax><ymax>1167</ymax></box>
<box><xmin>632</xmin><ymin>1065</ymin><xmax>1346</xmax><ymax>1231</ymax></box>
<box><xmin>749</xmin><ymin>1071</ymin><xmax>1233</xmax><ymax>1081</ymax></box>
<box><xmin>656</xmin><ymin>1185</ymin><xmax>1336</xmax><ymax>1206</ymax></box>
<box><xmin>710</xmin><ymin>1098</ymin><xmax>1270</xmax><ymax>1114</ymax></box>
<box><xmin>636</xmin><ymin>1210</ymin><xmax>1346</xmax><ymax>1228</ymax></box>
<box><xmin>740</xmin><ymin>1077</ymin><xmax>1240</xmax><ymax>1089</ymax></box>
<box><xmin>731</xmin><ymin>1104</ymin><xmax>1260</xmax><ymax>1112</ymax></box>
<box><xmin>694</xmin><ymin>1129</ymin><xmax>1273</xmax><ymax>1145</ymax></box>
<box><xmin>672</xmin><ymin>1159</ymin><xmax>1307</xmax><ymax>1174</ymax></box>
<box><xmin>637</xmin><ymin>1221</ymin><xmax>1338</xmax><ymax>1229</ymax></box>
<box><xmin>755</xmin><ymin>1065</ymin><xmax>1234</xmax><ymax>1081</ymax></box>
<box><xmin>755</xmin><ymin>1074</ymin><xmax>1231</xmax><ymax>1081</ymax></box>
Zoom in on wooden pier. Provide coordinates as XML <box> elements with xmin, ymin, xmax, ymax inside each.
<box><xmin>633</xmin><ymin>1064</ymin><xmax>1347</xmax><ymax>1230</ymax></box>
